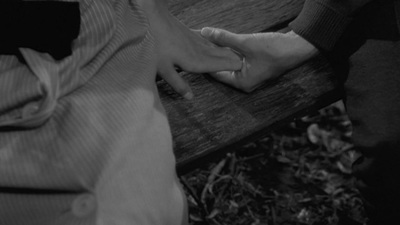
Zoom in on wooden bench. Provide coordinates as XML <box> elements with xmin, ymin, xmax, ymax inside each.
<box><xmin>158</xmin><ymin>0</ymin><xmax>342</xmax><ymax>174</ymax></box>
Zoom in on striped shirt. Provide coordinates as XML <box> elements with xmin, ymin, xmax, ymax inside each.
<box><xmin>0</xmin><ymin>1</ymin><xmax>187</xmax><ymax>224</ymax></box>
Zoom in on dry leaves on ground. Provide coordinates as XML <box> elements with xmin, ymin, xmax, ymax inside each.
<box><xmin>180</xmin><ymin>101</ymin><xmax>368</xmax><ymax>225</ymax></box>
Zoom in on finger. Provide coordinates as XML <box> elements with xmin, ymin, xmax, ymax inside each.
<box><xmin>182</xmin><ymin>29</ymin><xmax>243</xmax><ymax>72</ymax></box>
<box><xmin>209</xmin><ymin>71</ymin><xmax>241</xmax><ymax>89</ymax></box>
<box><xmin>177</xmin><ymin>45</ymin><xmax>242</xmax><ymax>73</ymax></box>
<box><xmin>210</xmin><ymin>70</ymin><xmax>258</xmax><ymax>93</ymax></box>
<box><xmin>200</xmin><ymin>27</ymin><xmax>246</xmax><ymax>52</ymax></box>
<box><xmin>209</xmin><ymin>59</ymin><xmax>258</xmax><ymax>93</ymax></box>
<box><xmin>158</xmin><ymin>65</ymin><xmax>193</xmax><ymax>100</ymax></box>
<box><xmin>199</xmin><ymin>47</ymin><xmax>243</xmax><ymax>72</ymax></box>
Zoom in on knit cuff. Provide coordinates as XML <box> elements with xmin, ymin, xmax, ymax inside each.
<box><xmin>289</xmin><ymin>0</ymin><xmax>352</xmax><ymax>52</ymax></box>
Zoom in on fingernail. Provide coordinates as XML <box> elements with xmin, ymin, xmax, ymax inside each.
<box><xmin>183</xmin><ymin>91</ymin><xmax>194</xmax><ymax>100</ymax></box>
<box><xmin>201</xmin><ymin>27</ymin><xmax>212</xmax><ymax>37</ymax></box>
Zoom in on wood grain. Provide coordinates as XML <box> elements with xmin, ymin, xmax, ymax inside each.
<box><xmin>169</xmin><ymin>0</ymin><xmax>305</xmax><ymax>33</ymax></box>
<box><xmin>158</xmin><ymin>0</ymin><xmax>341</xmax><ymax>173</ymax></box>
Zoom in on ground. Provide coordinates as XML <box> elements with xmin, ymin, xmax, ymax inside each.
<box><xmin>179</xmin><ymin>101</ymin><xmax>369</xmax><ymax>225</ymax></box>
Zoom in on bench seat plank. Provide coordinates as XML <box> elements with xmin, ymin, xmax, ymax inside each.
<box><xmin>159</xmin><ymin>0</ymin><xmax>341</xmax><ymax>173</ymax></box>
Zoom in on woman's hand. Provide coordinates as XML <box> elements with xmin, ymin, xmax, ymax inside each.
<box><xmin>139</xmin><ymin>0</ymin><xmax>242</xmax><ymax>99</ymax></box>
<box><xmin>200</xmin><ymin>27</ymin><xmax>320</xmax><ymax>93</ymax></box>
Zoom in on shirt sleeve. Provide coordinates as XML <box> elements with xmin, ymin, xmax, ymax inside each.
<box><xmin>289</xmin><ymin>0</ymin><xmax>373</xmax><ymax>51</ymax></box>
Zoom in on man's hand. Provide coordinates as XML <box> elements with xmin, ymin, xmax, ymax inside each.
<box><xmin>200</xmin><ymin>27</ymin><xmax>319</xmax><ymax>93</ymax></box>
<box><xmin>139</xmin><ymin>0</ymin><xmax>242</xmax><ymax>99</ymax></box>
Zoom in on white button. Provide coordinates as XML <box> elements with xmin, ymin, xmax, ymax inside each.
<box><xmin>71</xmin><ymin>194</ymin><xmax>97</xmax><ymax>217</ymax></box>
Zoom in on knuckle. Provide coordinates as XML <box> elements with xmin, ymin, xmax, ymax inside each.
<box><xmin>185</xmin><ymin>61</ymin><xmax>203</xmax><ymax>73</ymax></box>
<box><xmin>212</xmin><ymin>29</ymin><xmax>223</xmax><ymax>40</ymax></box>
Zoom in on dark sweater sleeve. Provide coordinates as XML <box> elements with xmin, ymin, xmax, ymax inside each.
<box><xmin>289</xmin><ymin>0</ymin><xmax>373</xmax><ymax>51</ymax></box>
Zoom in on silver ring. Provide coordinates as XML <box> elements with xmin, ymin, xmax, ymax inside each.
<box><xmin>241</xmin><ymin>56</ymin><xmax>246</xmax><ymax>72</ymax></box>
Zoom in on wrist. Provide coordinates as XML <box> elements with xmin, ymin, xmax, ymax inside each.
<box><xmin>287</xmin><ymin>31</ymin><xmax>319</xmax><ymax>58</ymax></box>
<box><xmin>279</xmin><ymin>31</ymin><xmax>319</xmax><ymax>69</ymax></box>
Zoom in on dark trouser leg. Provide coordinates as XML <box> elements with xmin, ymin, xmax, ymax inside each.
<box><xmin>345</xmin><ymin>39</ymin><xmax>400</xmax><ymax>225</ymax></box>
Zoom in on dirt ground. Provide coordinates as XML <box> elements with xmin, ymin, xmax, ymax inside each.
<box><xmin>180</xmin><ymin>101</ymin><xmax>368</xmax><ymax>225</ymax></box>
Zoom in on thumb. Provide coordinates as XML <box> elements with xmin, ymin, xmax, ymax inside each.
<box><xmin>201</xmin><ymin>27</ymin><xmax>245</xmax><ymax>52</ymax></box>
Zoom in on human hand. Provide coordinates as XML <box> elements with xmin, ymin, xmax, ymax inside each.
<box><xmin>200</xmin><ymin>27</ymin><xmax>319</xmax><ymax>92</ymax></box>
<box><xmin>139</xmin><ymin>0</ymin><xmax>242</xmax><ymax>99</ymax></box>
